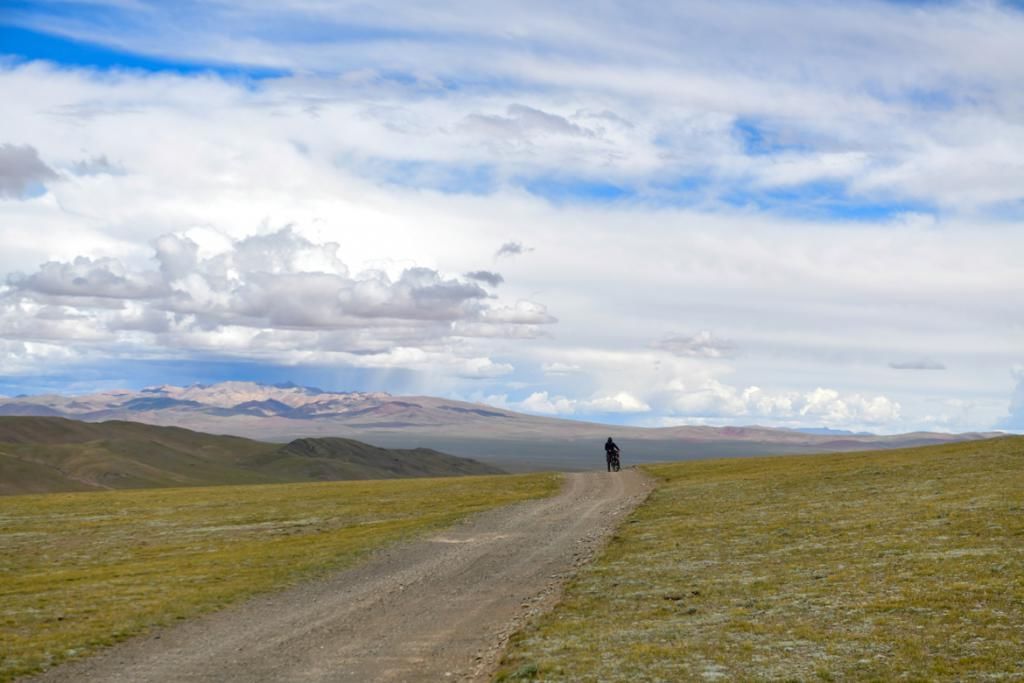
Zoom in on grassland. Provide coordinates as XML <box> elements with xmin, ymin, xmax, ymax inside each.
<box><xmin>0</xmin><ymin>472</ymin><xmax>560</xmax><ymax>680</ymax></box>
<box><xmin>498</xmin><ymin>437</ymin><xmax>1024</xmax><ymax>681</ymax></box>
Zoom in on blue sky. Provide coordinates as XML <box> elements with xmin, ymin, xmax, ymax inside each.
<box><xmin>0</xmin><ymin>25</ymin><xmax>283</xmax><ymax>76</ymax></box>
<box><xmin>1</xmin><ymin>0</ymin><xmax>1023</xmax><ymax>431</ymax></box>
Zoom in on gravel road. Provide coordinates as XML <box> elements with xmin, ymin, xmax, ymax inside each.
<box><xmin>32</xmin><ymin>470</ymin><xmax>652</xmax><ymax>682</ymax></box>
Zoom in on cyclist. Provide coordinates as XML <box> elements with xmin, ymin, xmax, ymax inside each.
<box><xmin>604</xmin><ymin>437</ymin><xmax>621</xmax><ymax>472</ymax></box>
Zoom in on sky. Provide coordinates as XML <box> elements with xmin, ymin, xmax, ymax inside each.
<box><xmin>1</xmin><ymin>0</ymin><xmax>1022</xmax><ymax>434</ymax></box>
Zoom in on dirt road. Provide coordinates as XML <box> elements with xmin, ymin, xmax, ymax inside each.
<box><xmin>32</xmin><ymin>470</ymin><xmax>652</xmax><ymax>682</ymax></box>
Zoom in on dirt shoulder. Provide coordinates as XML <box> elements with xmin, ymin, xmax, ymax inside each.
<box><xmin>30</xmin><ymin>469</ymin><xmax>653</xmax><ymax>682</ymax></box>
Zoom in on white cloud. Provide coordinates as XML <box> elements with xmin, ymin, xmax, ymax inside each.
<box><xmin>518</xmin><ymin>391</ymin><xmax>578</xmax><ymax>415</ymax></box>
<box><xmin>800</xmin><ymin>387</ymin><xmax>901</xmax><ymax>425</ymax></box>
<box><xmin>4</xmin><ymin>2</ymin><xmax>1024</xmax><ymax>215</ymax></box>
<box><xmin>8</xmin><ymin>228</ymin><xmax>497</xmax><ymax>330</ymax></box>
<box><xmin>0</xmin><ymin>3</ymin><xmax>1021</xmax><ymax>431</ymax></box>
<box><xmin>0</xmin><ymin>338</ymin><xmax>81</xmax><ymax>375</ymax></box>
<box><xmin>664</xmin><ymin>380</ymin><xmax>901</xmax><ymax>426</ymax></box>
<box><xmin>508</xmin><ymin>375</ymin><xmax>902</xmax><ymax>426</ymax></box>
<box><xmin>584</xmin><ymin>392</ymin><xmax>651</xmax><ymax>414</ymax></box>
<box><xmin>0</xmin><ymin>227</ymin><xmax>552</xmax><ymax>378</ymax></box>
<box><xmin>11</xmin><ymin>256</ymin><xmax>162</xmax><ymax>299</ymax></box>
<box><xmin>512</xmin><ymin>390</ymin><xmax>650</xmax><ymax>416</ymax></box>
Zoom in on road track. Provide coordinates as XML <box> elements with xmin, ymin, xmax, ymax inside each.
<box><xmin>32</xmin><ymin>470</ymin><xmax>652</xmax><ymax>682</ymax></box>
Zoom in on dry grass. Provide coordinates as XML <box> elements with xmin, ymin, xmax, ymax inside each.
<box><xmin>498</xmin><ymin>437</ymin><xmax>1024</xmax><ymax>681</ymax></box>
<box><xmin>0</xmin><ymin>472</ymin><xmax>560</xmax><ymax>680</ymax></box>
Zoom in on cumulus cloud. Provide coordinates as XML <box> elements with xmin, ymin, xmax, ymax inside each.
<box><xmin>8</xmin><ymin>229</ymin><xmax>489</xmax><ymax>326</ymax></box>
<box><xmin>515</xmin><ymin>390</ymin><xmax>650</xmax><ymax>415</ymax></box>
<box><xmin>799</xmin><ymin>387</ymin><xmax>901</xmax><ymax>424</ymax></box>
<box><xmin>0</xmin><ymin>228</ymin><xmax>554</xmax><ymax>371</ymax></box>
<box><xmin>505</xmin><ymin>347</ymin><xmax>908</xmax><ymax>428</ymax></box>
<box><xmin>585</xmin><ymin>392</ymin><xmax>651</xmax><ymax>413</ymax></box>
<box><xmin>9</xmin><ymin>256</ymin><xmax>162</xmax><ymax>299</ymax></box>
<box><xmin>889</xmin><ymin>359</ymin><xmax>946</xmax><ymax>370</ymax></box>
<box><xmin>665</xmin><ymin>380</ymin><xmax>901</xmax><ymax>426</ymax></box>
<box><xmin>0</xmin><ymin>144</ymin><xmax>58</xmax><ymax>198</ymax></box>
<box><xmin>0</xmin><ymin>338</ymin><xmax>81</xmax><ymax>375</ymax></box>
<box><xmin>519</xmin><ymin>391</ymin><xmax>578</xmax><ymax>415</ymax></box>
<box><xmin>656</xmin><ymin>331</ymin><xmax>734</xmax><ymax>358</ymax></box>
<box><xmin>464</xmin><ymin>270</ymin><xmax>504</xmax><ymax>286</ymax></box>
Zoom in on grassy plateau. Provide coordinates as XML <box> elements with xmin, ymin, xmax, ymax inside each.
<box><xmin>0</xmin><ymin>472</ymin><xmax>560</xmax><ymax>680</ymax></box>
<box><xmin>498</xmin><ymin>437</ymin><xmax>1024</xmax><ymax>681</ymax></box>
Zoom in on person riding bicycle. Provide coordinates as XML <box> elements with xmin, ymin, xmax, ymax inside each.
<box><xmin>605</xmin><ymin>437</ymin><xmax>621</xmax><ymax>472</ymax></box>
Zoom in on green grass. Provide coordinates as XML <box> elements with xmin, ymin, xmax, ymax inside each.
<box><xmin>0</xmin><ymin>472</ymin><xmax>560</xmax><ymax>680</ymax></box>
<box><xmin>498</xmin><ymin>437</ymin><xmax>1024</xmax><ymax>681</ymax></box>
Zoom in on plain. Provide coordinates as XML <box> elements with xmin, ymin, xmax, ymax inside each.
<box><xmin>498</xmin><ymin>437</ymin><xmax>1024</xmax><ymax>681</ymax></box>
<box><xmin>0</xmin><ymin>472</ymin><xmax>559</xmax><ymax>680</ymax></box>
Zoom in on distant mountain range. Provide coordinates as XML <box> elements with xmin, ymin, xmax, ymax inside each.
<box><xmin>794</xmin><ymin>427</ymin><xmax>875</xmax><ymax>436</ymax></box>
<box><xmin>0</xmin><ymin>382</ymin><xmax>392</xmax><ymax>420</ymax></box>
<box><xmin>0</xmin><ymin>382</ymin><xmax>997</xmax><ymax>470</ymax></box>
<box><xmin>0</xmin><ymin>416</ymin><xmax>501</xmax><ymax>496</ymax></box>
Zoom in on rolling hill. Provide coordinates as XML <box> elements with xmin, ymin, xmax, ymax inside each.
<box><xmin>0</xmin><ymin>417</ymin><xmax>501</xmax><ymax>496</ymax></box>
<box><xmin>0</xmin><ymin>382</ymin><xmax>998</xmax><ymax>470</ymax></box>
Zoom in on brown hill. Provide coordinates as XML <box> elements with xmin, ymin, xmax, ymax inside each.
<box><xmin>0</xmin><ymin>417</ymin><xmax>502</xmax><ymax>496</ymax></box>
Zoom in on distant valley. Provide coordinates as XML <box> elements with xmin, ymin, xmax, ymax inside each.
<box><xmin>0</xmin><ymin>382</ymin><xmax>996</xmax><ymax>471</ymax></box>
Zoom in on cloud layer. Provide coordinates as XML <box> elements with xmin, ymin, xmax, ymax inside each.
<box><xmin>1</xmin><ymin>228</ymin><xmax>553</xmax><ymax>376</ymax></box>
<box><xmin>1</xmin><ymin>1</ymin><xmax>1022</xmax><ymax>431</ymax></box>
